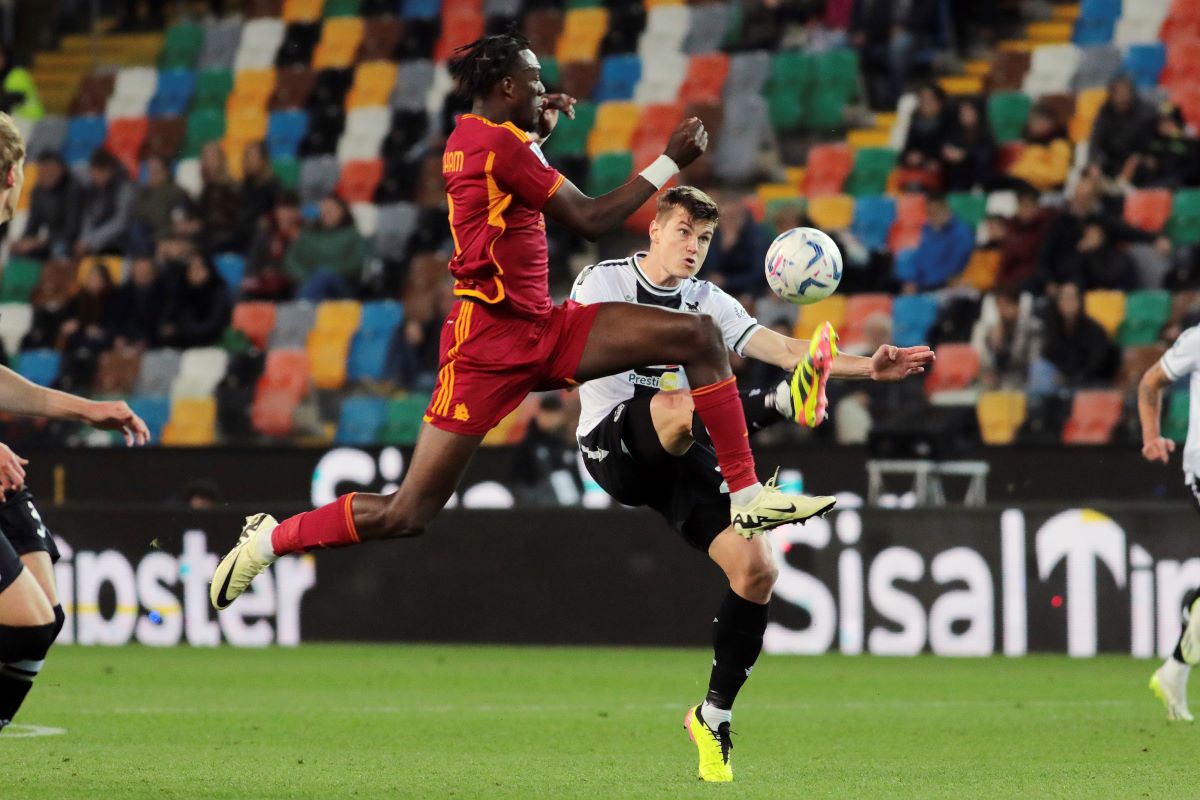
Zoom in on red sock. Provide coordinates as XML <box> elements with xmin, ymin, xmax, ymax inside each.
<box><xmin>691</xmin><ymin>376</ymin><xmax>758</xmax><ymax>493</ymax></box>
<box><xmin>271</xmin><ymin>493</ymin><xmax>360</xmax><ymax>556</ymax></box>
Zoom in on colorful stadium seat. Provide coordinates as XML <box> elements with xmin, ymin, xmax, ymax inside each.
<box><xmin>1</xmin><ymin>258</ymin><xmax>42</xmax><ymax>303</ymax></box>
<box><xmin>348</xmin><ymin>300</ymin><xmax>402</xmax><ymax>382</ymax></box>
<box><xmin>1118</xmin><ymin>290</ymin><xmax>1171</xmax><ymax>346</ymax></box>
<box><xmin>851</xmin><ymin>196</ymin><xmax>897</xmax><ymax>251</ymax></box>
<box><xmin>16</xmin><ymin>350</ymin><xmax>60</xmax><ymax>387</ymax></box>
<box><xmin>987</xmin><ymin>91</ymin><xmax>1032</xmax><ymax>143</ymax></box>
<box><xmin>1061</xmin><ymin>389</ymin><xmax>1123</xmax><ymax>444</ymax></box>
<box><xmin>148</xmin><ymin>69</ymin><xmax>195</xmax><ymax>117</ymax></box>
<box><xmin>841</xmin><ymin>294</ymin><xmax>893</xmax><ymax>346</ymax></box>
<box><xmin>1123</xmin><ymin>189</ymin><xmax>1173</xmax><ymax>233</ymax></box>
<box><xmin>925</xmin><ymin>343</ymin><xmax>981</xmax><ymax>394</ymax></box>
<box><xmin>806</xmin><ymin>194</ymin><xmax>854</xmax><ymax>230</ymax></box>
<box><xmin>380</xmin><ymin>394</ymin><xmax>427</xmax><ymax>445</ymax></box>
<box><xmin>129</xmin><ymin>394</ymin><xmax>171</xmax><ymax>442</ymax></box>
<box><xmin>892</xmin><ymin>294</ymin><xmax>940</xmax><ymax>348</ymax></box>
<box><xmin>1084</xmin><ymin>289</ymin><xmax>1126</xmax><ymax>336</ymax></box>
<box><xmin>845</xmin><ymin>148</ymin><xmax>895</xmax><ymax>197</ymax></box>
<box><xmin>335</xmin><ymin>395</ymin><xmax>387</xmax><ymax>444</ymax></box>
<box><xmin>805</xmin><ymin>144</ymin><xmax>854</xmax><ymax>197</ymax></box>
<box><xmin>232</xmin><ymin>302</ymin><xmax>278</xmax><ymax>350</ymax></box>
<box><xmin>1168</xmin><ymin>189</ymin><xmax>1200</xmax><ymax>246</ymax></box>
<box><xmin>977</xmin><ymin>390</ymin><xmax>1028</xmax><ymax>445</ymax></box>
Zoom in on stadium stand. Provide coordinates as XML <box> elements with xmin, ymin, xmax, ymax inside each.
<box><xmin>1</xmin><ymin>0</ymin><xmax>1198</xmax><ymax>450</ymax></box>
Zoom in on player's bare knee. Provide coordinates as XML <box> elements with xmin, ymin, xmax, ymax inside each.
<box><xmin>653</xmin><ymin>391</ymin><xmax>695</xmax><ymax>454</ymax></box>
<box><xmin>731</xmin><ymin>559</ymin><xmax>779</xmax><ymax>603</ymax></box>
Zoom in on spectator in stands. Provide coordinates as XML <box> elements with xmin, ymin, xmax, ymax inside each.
<box><xmin>1062</xmin><ymin>218</ymin><xmax>1136</xmax><ymax>291</ymax></box>
<box><xmin>1089</xmin><ymin>74</ymin><xmax>1156</xmax><ymax>181</ymax></box>
<box><xmin>942</xmin><ymin>97</ymin><xmax>995</xmax><ymax>192</ymax></box>
<box><xmin>129</xmin><ymin>155</ymin><xmax>190</xmax><ymax>257</ymax></box>
<box><xmin>996</xmin><ymin>187</ymin><xmax>1055</xmax><ymax>291</ymax></box>
<box><xmin>236</xmin><ymin>141</ymin><xmax>281</xmax><ymax>247</ymax></box>
<box><xmin>160</xmin><ymin>252</ymin><xmax>231</xmax><ymax>349</ymax></box>
<box><xmin>75</xmin><ymin>149</ymin><xmax>133</xmax><ymax>257</ymax></box>
<box><xmin>1131</xmin><ymin>101</ymin><xmax>1200</xmax><ymax>190</ymax></box>
<box><xmin>972</xmin><ymin>287</ymin><xmax>1041</xmax><ymax>390</ymax></box>
<box><xmin>1035</xmin><ymin>281</ymin><xmax>1117</xmax><ymax>390</ymax></box>
<box><xmin>21</xmin><ymin>258</ymin><xmax>76</xmax><ymax>351</ymax></box>
<box><xmin>1038</xmin><ymin>172</ymin><xmax>1170</xmax><ymax>292</ymax></box>
<box><xmin>850</xmin><ymin>0</ymin><xmax>941</xmax><ymax>108</ymax></box>
<box><xmin>244</xmin><ymin>190</ymin><xmax>302</xmax><ymax>301</ymax></box>
<box><xmin>0</xmin><ymin>45</ymin><xmax>42</xmax><ymax>120</ymax></box>
<box><xmin>111</xmin><ymin>256</ymin><xmax>167</xmax><ymax>350</ymax></box>
<box><xmin>1007</xmin><ymin>104</ymin><xmax>1072</xmax><ymax>192</ymax></box>
<box><xmin>900</xmin><ymin>83</ymin><xmax>953</xmax><ymax>187</ymax></box>
<box><xmin>283</xmin><ymin>194</ymin><xmax>369</xmax><ymax>301</ymax></box>
<box><xmin>897</xmin><ymin>192</ymin><xmax>974</xmax><ymax>292</ymax></box>
<box><xmin>706</xmin><ymin>192</ymin><xmax>770</xmax><ymax>296</ymax></box>
<box><xmin>193</xmin><ymin>142</ymin><xmax>242</xmax><ymax>255</ymax></box>
<box><xmin>510</xmin><ymin>393</ymin><xmax>582</xmax><ymax>507</ymax></box>
<box><xmin>11</xmin><ymin>151</ymin><xmax>79</xmax><ymax>259</ymax></box>
<box><xmin>58</xmin><ymin>262</ymin><xmax>117</xmax><ymax>392</ymax></box>
<box><xmin>1038</xmin><ymin>174</ymin><xmax>1103</xmax><ymax>290</ymax></box>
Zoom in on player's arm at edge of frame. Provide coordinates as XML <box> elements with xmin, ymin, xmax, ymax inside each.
<box><xmin>1138</xmin><ymin>361</ymin><xmax>1175</xmax><ymax>463</ymax></box>
<box><xmin>0</xmin><ymin>365</ymin><xmax>150</xmax><ymax>446</ymax></box>
<box><xmin>542</xmin><ymin>118</ymin><xmax>708</xmax><ymax>241</ymax></box>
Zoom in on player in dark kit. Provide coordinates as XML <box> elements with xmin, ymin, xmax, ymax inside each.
<box><xmin>212</xmin><ymin>34</ymin><xmax>838</xmax><ymax>626</ymax></box>
<box><xmin>0</xmin><ymin>112</ymin><xmax>151</xmax><ymax>733</ymax></box>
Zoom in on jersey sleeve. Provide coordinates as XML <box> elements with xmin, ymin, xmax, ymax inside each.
<box><xmin>1162</xmin><ymin>326</ymin><xmax>1200</xmax><ymax>381</ymax></box>
<box><xmin>707</xmin><ymin>286</ymin><xmax>761</xmax><ymax>356</ymax></box>
<box><xmin>570</xmin><ymin>264</ymin><xmax>619</xmax><ymax>305</ymax></box>
<box><xmin>491</xmin><ymin>132</ymin><xmax>565</xmax><ymax>212</ymax></box>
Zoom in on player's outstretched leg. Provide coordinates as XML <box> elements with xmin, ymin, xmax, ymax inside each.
<box><xmin>212</xmin><ymin>425</ymin><xmax>482</xmax><ymax>609</ymax></box>
<box><xmin>575</xmin><ymin>303</ymin><xmax>836</xmax><ymax>537</ymax></box>
<box><xmin>684</xmin><ymin>529</ymin><xmax>777</xmax><ymax>782</ymax></box>
<box><xmin>1152</xmin><ymin>588</ymin><xmax>1200</xmax><ymax>722</ymax></box>
<box><xmin>0</xmin><ymin>563</ymin><xmax>59</xmax><ymax>732</ymax></box>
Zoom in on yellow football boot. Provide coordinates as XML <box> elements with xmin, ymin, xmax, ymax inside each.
<box><xmin>684</xmin><ymin>705</ymin><xmax>733</xmax><ymax>783</ymax></box>
<box><xmin>790</xmin><ymin>320</ymin><xmax>838</xmax><ymax>427</ymax></box>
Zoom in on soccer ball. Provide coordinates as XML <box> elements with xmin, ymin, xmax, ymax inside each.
<box><xmin>764</xmin><ymin>227</ymin><xmax>843</xmax><ymax>305</ymax></box>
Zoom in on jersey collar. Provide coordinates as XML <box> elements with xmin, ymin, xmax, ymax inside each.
<box><xmin>632</xmin><ymin>252</ymin><xmax>683</xmax><ymax>296</ymax></box>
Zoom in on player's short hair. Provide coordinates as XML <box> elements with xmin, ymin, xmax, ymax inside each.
<box><xmin>0</xmin><ymin>112</ymin><xmax>25</xmax><ymax>174</ymax></box>
<box><xmin>448</xmin><ymin>31</ymin><xmax>532</xmax><ymax>101</ymax></box>
<box><xmin>655</xmin><ymin>186</ymin><xmax>720</xmax><ymax>228</ymax></box>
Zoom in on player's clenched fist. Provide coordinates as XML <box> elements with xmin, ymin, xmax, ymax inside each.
<box><xmin>664</xmin><ymin>117</ymin><xmax>708</xmax><ymax>169</ymax></box>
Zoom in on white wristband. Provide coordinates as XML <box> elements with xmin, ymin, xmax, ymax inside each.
<box><xmin>638</xmin><ymin>155</ymin><xmax>679</xmax><ymax>190</ymax></box>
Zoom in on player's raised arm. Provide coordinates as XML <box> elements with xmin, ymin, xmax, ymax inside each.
<box><xmin>543</xmin><ymin>118</ymin><xmax>708</xmax><ymax>241</ymax></box>
<box><xmin>0</xmin><ymin>365</ymin><xmax>150</xmax><ymax>446</ymax></box>
<box><xmin>741</xmin><ymin>327</ymin><xmax>934</xmax><ymax>381</ymax></box>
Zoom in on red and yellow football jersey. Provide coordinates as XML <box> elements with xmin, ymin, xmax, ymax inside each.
<box><xmin>441</xmin><ymin>114</ymin><xmax>565</xmax><ymax>318</ymax></box>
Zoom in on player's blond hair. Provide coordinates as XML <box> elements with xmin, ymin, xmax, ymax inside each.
<box><xmin>0</xmin><ymin>112</ymin><xmax>24</xmax><ymax>174</ymax></box>
<box><xmin>655</xmin><ymin>186</ymin><xmax>720</xmax><ymax>227</ymax></box>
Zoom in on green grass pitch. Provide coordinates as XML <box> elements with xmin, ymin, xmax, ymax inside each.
<box><xmin>2</xmin><ymin>644</ymin><xmax>1191</xmax><ymax>798</ymax></box>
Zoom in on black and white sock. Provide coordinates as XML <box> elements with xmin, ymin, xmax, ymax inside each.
<box><xmin>0</xmin><ymin>612</ymin><xmax>60</xmax><ymax>730</ymax></box>
<box><xmin>739</xmin><ymin>383</ymin><xmax>789</xmax><ymax>434</ymax></box>
<box><xmin>702</xmin><ymin>589</ymin><xmax>770</xmax><ymax>728</ymax></box>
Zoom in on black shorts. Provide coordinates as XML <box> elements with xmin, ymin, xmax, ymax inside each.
<box><xmin>579</xmin><ymin>396</ymin><xmax>729</xmax><ymax>551</ymax></box>
<box><xmin>0</xmin><ymin>489</ymin><xmax>59</xmax><ymax>594</ymax></box>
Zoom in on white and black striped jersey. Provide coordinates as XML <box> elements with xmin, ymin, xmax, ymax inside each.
<box><xmin>1161</xmin><ymin>323</ymin><xmax>1200</xmax><ymax>477</ymax></box>
<box><xmin>570</xmin><ymin>252</ymin><xmax>761</xmax><ymax>437</ymax></box>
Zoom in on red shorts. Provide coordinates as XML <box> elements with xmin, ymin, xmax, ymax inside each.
<box><xmin>424</xmin><ymin>298</ymin><xmax>601</xmax><ymax>436</ymax></box>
